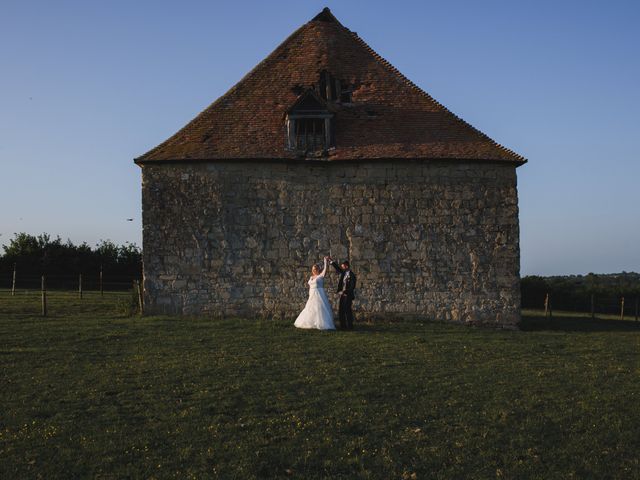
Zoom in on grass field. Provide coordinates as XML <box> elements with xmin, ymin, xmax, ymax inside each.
<box><xmin>1</xmin><ymin>291</ymin><xmax>639</xmax><ymax>479</ymax></box>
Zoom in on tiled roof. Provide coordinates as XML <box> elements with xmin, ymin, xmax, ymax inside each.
<box><xmin>135</xmin><ymin>8</ymin><xmax>526</xmax><ymax>165</ymax></box>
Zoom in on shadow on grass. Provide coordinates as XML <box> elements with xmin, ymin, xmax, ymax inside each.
<box><xmin>521</xmin><ymin>313</ymin><xmax>640</xmax><ymax>332</ymax></box>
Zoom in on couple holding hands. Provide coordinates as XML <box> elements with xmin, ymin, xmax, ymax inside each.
<box><xmin>294</xmin><ymin>256</ymin><xmax>356</xmax><ymax>331</ymax></box>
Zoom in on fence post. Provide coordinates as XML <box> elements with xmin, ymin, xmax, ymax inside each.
<box><xmin>79</xmin><ymin>273</ymin><xmax>83</xmax><ymax>300</ymax></box>
<box><xmin>635</xmin><ymin>297</ymin><xmax>638</xmax><ymax>323</ymax></box>
<box><xmin>99</xmin><ymin>265</ymin><xmax>103</xmax><ymax>297</ymax></box>
<box><xmin>544</xmin><ymin>293</ymin><xmax>553</xmax><ymax>319</ymax></box>
<box><xmin>590</xmin><ymin>293</ymin><xmax>595</xmax><ymax>320</ymax></box>
<box><xmin>41</xmin><ymin>275</ymin><xmax>47</xmax><ymax>317</ymax></box>
<box><xmin>620</xmin><ymin>297</ymin><xmax>625</xmax><ymax>321</ymax></box>
<box><xmin>136</xmin><ymin>279</ymin><xmax>144</xmax><ymax>315</ymax></box>
<box><xmin>11</xmin><ymin>263</ymin><xmax>16</xmax><ymax>296</ymax></box>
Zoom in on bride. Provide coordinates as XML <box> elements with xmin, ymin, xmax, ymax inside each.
<box><xmin>294</xmin><ymin>256</ymin><xmax>336</xmax><ymax>330</ymax></box>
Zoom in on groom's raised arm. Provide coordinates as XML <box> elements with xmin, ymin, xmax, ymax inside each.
<box><xmin>330</xmin><ymin>259</ymin><xmax>344</xmax><ymax>274</ymax></box>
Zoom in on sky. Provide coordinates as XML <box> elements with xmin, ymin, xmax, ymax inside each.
<box><xmin>1</xmin><ymin>0</ymin><xmax>639</xmax><ymax>276</ymax></box>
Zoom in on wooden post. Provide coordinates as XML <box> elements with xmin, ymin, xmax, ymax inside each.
<box><xmin>635</xmin><ymin>297</ymin><xmax>638</xmax><ymax>322</ymax></box>
<box><xmin>79</xmin><ymin>274</ymin><xmax>83</xmax><ymax>299</ymax></box>
<box><xmin>544</xmin><ymin>293</ymin><xmax>553</xmax><ymax>318</ymax></box>
<box><xmin>136</xmin><ymin>279</ymin><xmax>144</xmax><ymax>315</ymax></box>
<box><xmin>133</xmin><ymin>280</ymin><xmax>143</xmax><ymax>315</ymax></box>
<box><xmin>41</xmin><ymin>275</ymin><xmax>47</xmax><ymax>317</ymax></box>
<box><xmin>11</xmin><ymin>263</ymin><xmax>16</xmax><ymax>296</ymax></box>
<box><xmin>323</xmin><ymin>70</ymin><xmax>331</xmax><ymax>99</ymax></box>
<box><xmin>590</xmin><ymin>293</ymin><xmax>595</xmax><ymax>320</ymax></box>
<box><xmin>620</xmin><ymin>297</ymin><xmax>625</xmax><ymax>321</ymax></box>
<box><xmin>99</xmin><ymin>265</ymin><xmax>103</xmax><ymax>297</ymax></box>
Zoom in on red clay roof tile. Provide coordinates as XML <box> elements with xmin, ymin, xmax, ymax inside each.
<box><xmin>135</xmin><ymin>8</ymin><xmax>526</xmax><ymax>165</ymax></box>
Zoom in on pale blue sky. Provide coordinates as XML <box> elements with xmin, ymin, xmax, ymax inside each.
<box><xmin>1</xmin><ymin>0</ymin><xmax>639</xmax><ymax>275</ymax></box>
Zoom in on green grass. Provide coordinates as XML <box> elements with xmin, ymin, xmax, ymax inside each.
<box><xmin>1</xmin><ymin>292</ymin><xmax>639</xmax><ymax>479</ymax></box>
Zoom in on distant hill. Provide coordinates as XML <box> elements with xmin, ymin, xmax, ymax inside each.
<box><xmin>542</xmin><ymin>271</ymin><xmax>640</xmax><ymax>283</ymax></box>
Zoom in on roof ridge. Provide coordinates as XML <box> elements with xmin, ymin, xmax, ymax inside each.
<box><xmin>339</xmin><ymin>24</ymin><xmax>527</xmax><ymax>164</ymax></box>
<box><xmin>312</xmin><ymin>7</ymin><xmax>340</xmax><ymax>23</ymax></box>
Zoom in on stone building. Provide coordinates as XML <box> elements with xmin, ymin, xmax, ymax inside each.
<box><xmin>134</xmin><ymin>8</ymin><xmax>526</xmax><ymax>327</ymax></box>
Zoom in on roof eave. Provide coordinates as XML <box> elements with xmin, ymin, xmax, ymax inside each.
<box><xmin>134</xmin><ymin>155</ymin><xmax>527</xmax><ymax>166</ymax></box>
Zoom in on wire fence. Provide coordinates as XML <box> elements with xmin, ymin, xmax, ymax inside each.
<box><xmin>0</xmin><ymin>271</ymin><xmax>138</xmax><ymax>292</ymax></box>
<box><xmin>3</xmin><ymin>271</ymin><xmax>639</xmax><ymax>321</ymax></box>
<box><xmin>523</xmin><ymin>292</ymin><xmax>640</xmax><ymax>321</ymax></box>
<box><xmin>0</xmin><ymin>271</ymin><xmax>142</xmax><ymax>317</ymax></box>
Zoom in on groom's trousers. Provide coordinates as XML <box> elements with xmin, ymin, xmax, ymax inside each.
<box><xmin>338</xmin><ymin>295</ymin><xmax>354</xmax><ymax>330</ymax></box>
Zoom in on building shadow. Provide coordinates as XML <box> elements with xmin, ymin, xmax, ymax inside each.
<box><xmin>520</xmin><ymin>313</ymin><xmax>640</xmax><ymax>333</ymax></box>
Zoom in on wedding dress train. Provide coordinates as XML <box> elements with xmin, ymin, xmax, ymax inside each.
<box><xmin>294</xmin><ymin>258</ymin><xmax>335</xmax><ymax>330</ymax></box>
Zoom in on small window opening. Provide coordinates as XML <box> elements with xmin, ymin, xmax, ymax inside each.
<box><xmin>319</xmin><ymin>70</ymin><xmax>334</xmax><ymax>101</ymax></box>
<box><xmin>340</xmin><ymin>81</ymin><xmax>353</xmax><ymax>103</ymax></box>
<box><xmin>330</xmin><ymin>78</ymin><xmax>338</xmax><ymax>101</ymax></box>
<box><xmin>287</xmin><ymin>89</ymin><xmax>334</xmax><ymax>152</ymax></box>
<box><xmin>294</xmin><ymin>118</ymin><xmax>326</xmax><ymax>151</ymax></box>
<box><xmin>319</xmin><ymin>71</ymin><xmax>342</xmax><ymax>102</ymax></box>
<box><xmin>319</xmin><ymin>71</ymin><xmax>354</xmax><ymax>104</ymax></box>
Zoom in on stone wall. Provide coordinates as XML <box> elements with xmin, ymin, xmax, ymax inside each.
<box><xmin>141</xmin><ymin>160</ymin><xmax>521</xmax><ymax>327</ymax></box>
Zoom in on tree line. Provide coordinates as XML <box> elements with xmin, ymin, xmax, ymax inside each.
<box><xmin>3</xmin><ymin>232</ymin><xmax>638</xmax><ymax>312</ymax></box>
<box><xmin>521</xmin><ymin>273</ymin><xmax>640</xmax><ymax>314</ymax></box>
<box><xmin>0</xmin><ymin>233</ymin><xmax>141</xmax><ymax>289</ymax></box>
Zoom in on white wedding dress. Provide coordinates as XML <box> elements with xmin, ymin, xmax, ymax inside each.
<box><xmin>294</xmin><ymin>258</ymin><xmax>336</xmax><ymax>330</ymax></box>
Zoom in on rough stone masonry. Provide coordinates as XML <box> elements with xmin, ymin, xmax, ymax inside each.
<box><xmin>136</xmin><ymin>8</ymin><xmax>526</xmax><ymax>327</ymax></box>
<box><xmin>141</xmin><ymin>159</ymin><xmax>521</xmax><ymax>327</ymax></box>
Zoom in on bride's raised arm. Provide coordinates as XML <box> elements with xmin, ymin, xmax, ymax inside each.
<box><xmin>319</xmin><ymin>256</ymin><xmax>328</xmax><ymax>277</ymax></box>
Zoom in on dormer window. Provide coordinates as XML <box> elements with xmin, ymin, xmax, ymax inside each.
<box><xmin>286</xmin><ymin>90</ymin><xmax>333</xmax><ymax>152</ymax></box>
<box><xmin>293</xmin><ymin>117</ymin><xmax>326</xmax><ymax>151</ymax></box>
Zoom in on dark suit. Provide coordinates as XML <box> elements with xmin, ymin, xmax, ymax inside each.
<box><xmin>330</xmin><ymin>261</ymin><xmax>356</xmax><ymax>330</ymax></box>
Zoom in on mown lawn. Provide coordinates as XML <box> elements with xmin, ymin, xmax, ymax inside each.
<box><xmin>1</xmin><ymin>292</ymin><xmax>639</xmax><ymax>479</ymax></box>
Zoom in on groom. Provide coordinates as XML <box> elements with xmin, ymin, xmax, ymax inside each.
<box><xmin>329</xmin><ymin>257</ymin><xmax>356</xmax><ymax>330</ymax></box>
